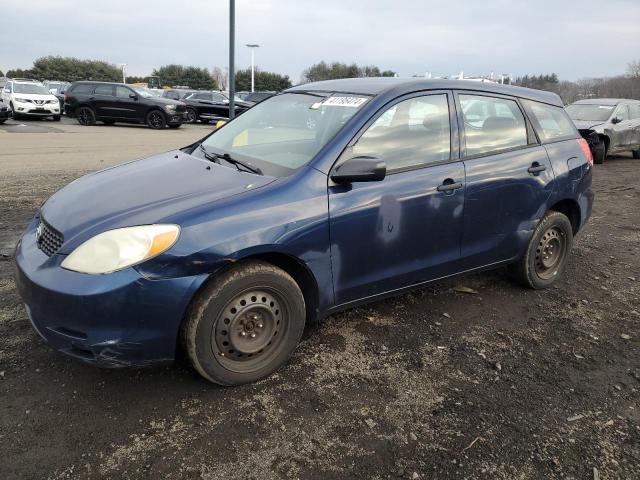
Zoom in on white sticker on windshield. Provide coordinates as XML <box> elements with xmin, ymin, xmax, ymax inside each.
<box><xmin>322</xmin><ymin>96</ymin><xmax>368</xmax><ymax>108</ymax></box>
<box><xmin>599</xmin><ymin>106</ymin><xmax>614</xmax><ymax>109</ymax></box>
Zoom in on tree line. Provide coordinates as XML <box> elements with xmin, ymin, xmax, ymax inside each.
<box><xmin>514</xmin><ymin>62</ymin><xmax>640</xmax><ymax>104</ymax></box>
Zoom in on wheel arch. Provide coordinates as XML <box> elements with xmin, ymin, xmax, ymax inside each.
<box><xmin>549</xmin><ymin>198</ymin><xmax>581</xmax><ymax>235</ymax></box>
<box><xmin>598</xmin><ymin>134</ymin><xmax>610</xmax><ymax>154</ymax></box>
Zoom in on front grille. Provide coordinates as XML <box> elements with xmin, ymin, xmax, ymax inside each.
<box><xmin>36</xmin><ymin>219</ymin><xmax>64</xmax><ymax>256</ymax></box>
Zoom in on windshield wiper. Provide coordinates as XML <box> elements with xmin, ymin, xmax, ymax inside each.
<box><xmin>200</xmin><ymin>145</ymin><xmax>263</xmax><ymax>175</ymax></box>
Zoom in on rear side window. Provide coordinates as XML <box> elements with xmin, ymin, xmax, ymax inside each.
<box><xmin>630</xmin><ymin>104</ymin><xmax>640</xmax><ymax>120</ymax></box>
<box><xmin>352</xmin><ymin>94</ymin><xmax>451</xmax><ymax>172</ymax></box>
<box><xmin>70</xmin><ymin>84</ymin><xmax>93</xmax><ymax>94</ymax></box>
<box><xmin>522</xmin><ymin>100</ymin><xmax>577</xmax><ymax>142</ymax></box>
<box><xmin>93</xmin><ymin>85</ymin><xmax>114</xmax><ymax>96</ymax></box>
<box><xmin>459</xmin><ymin>94</ymin><xmax>528</xmax><ymax>156</ymax></box>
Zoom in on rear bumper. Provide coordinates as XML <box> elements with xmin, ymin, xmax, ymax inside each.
<box><xmin>14</xmin><ymin>216</ymin><xmax>207</xmax><ymax>367</ymax></box>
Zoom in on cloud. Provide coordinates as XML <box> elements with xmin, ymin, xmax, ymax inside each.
<box><xmin>1</xmin><ymin>0</ymin><xmax>639</xmax><ymax>81</ymax></box>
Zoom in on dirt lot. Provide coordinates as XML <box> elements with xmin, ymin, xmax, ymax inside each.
<box><xmin>0</xmin><ymin>118</ymin><xmax>638</xmax><ymax>479</ymax></box>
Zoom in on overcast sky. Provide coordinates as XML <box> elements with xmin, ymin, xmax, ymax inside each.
<box><xmin>2</xmin><ymin>0</ymin><xmax>639</xmax><ymax>82</ymax></box>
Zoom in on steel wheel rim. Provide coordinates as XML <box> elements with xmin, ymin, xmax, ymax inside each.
<box><xmin>149</xmin><ymin>112</ymin><xmax>163</xmax><ymax>128</ymax></box>
<box><xmin>212</xmin><ymin>288</ymin><xmax>288</xmax><ymax>373</ymax></box>
<box><xmin>535</xmin><ymin>226</ymin><xmax>566</xmax><ymax>279</ymax></box>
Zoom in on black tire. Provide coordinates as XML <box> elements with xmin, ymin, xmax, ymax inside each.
<box><xmin>0</xmin><ymin>119</ymin><xmax>5</xmax><ymax>124</ymax></box>
<box><xmin>509</xmin><ymin>211</ymin><xmax>574</xmax><ymax>289</ymax></box>
<box><xmin>102</xmin><ymin>119</ymin><xmax>116</xmax><ymax>125</ymax></box>
<box><xmin>633</xmin><ymin>148</ymin><xmax>640</xmax><ymax>159</ymax></box>
<box><xmin>10</xmin><ymin>103</ymin><xmax>19</xmax><ymax>120</ymax></box>
<box><xmin>76</xmin><ymin>106</ymin><xmax>96</xmax><ymax>126</ymax></box>
<box><xmin>146</xmin><ymin>110</ymin><xmax>166</xmax><ymax>129</ymax></box>
<box><xmin>53</xmin><ymin>115</ymin><xmax>61</xmax><ymax>121</ymax></box>
<box><xmin>183</xmin><ymin>261</ymin><xmax>306</xmax><ymax>385</ymax></box>
<box><xmin>593</xmin><ymin>141</ymin><xmax>606</xmax><ymax>164</ymax></box>
<box><xmin>168</xmin><ymin>124</ymin><xmax>182</xmax><ymax>129</ymax></box>
<box><xmin>185</xmin><ymin>108</ymin><xmax>197</xmax><ymax>123</ymax></box>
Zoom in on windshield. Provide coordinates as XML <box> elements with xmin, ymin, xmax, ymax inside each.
<box><xmin>14</xmin><ymin>83</ymin><xmax>49</xmax><ymax>95</ymax></box>
<box><xmin>132</xmin><ymin>87</ymin><xmax>154</xmax><ymax>98</ymax></box>
<box><xmin>566</xmin><ymin>104</ymin><xmax>615</xmax><ymax>122</ymax></box>
<box><xmin>200</xmin><ymin>92</ymin><xmax>369</xmax><ymax>176</ymax></box>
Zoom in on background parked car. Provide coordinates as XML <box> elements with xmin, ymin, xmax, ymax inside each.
<box><xmin>1</xmin><ymin>79</ymin><xmax>61</xmax><ymax>120</ymax></box>
<box><xmin>64</xmin><ymin>81</ymin><xmax>186</xmax><ymax>129</ymax></box>
<box><xmin>161</xmin><ymin>88</ymin><xmax>198</xmax><ymax>100</ymax></box>
<box><xmin>567</xmin><ymin>98</ymin><xmax>640</xmax><ymax>164</ymax></box>
<box><xmin>43</xmin><ymin>80</ymin><xmax>71</xmax><ymax>112</ymax></box>
<box><xmin>181</xmin><ymin>90</ymin><xmax>251</xmax><ymax>123</ymax></box>
<box><xmin>0</xmin><ymin>97</ymin><xmax>11</xmax><ymax>123</ymax></box>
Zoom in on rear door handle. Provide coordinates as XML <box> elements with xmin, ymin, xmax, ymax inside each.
<box><xmin>528</xmin><ymin>163</ymin><xmax>546</xmax><ymax>174</ymax></box>
<box><xmin>437</xmin><ymin>180</ymin><xmax>463</xmax><ymax>192</ymax></box>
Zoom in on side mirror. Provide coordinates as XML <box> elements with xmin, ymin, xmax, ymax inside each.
<box><xmin>611</xmin><ymin>116</ymin><xmax>622</xmax><ymax>124</ymax></box>
<box><xmin>129</xmin><ymin>93</ymin><xmax>138</xmax><ymax>100</ymax></box>
<box><xmin>331</xmin><ymin>156</ymin><xmax>386</xmax><ymax>183</ymax></box>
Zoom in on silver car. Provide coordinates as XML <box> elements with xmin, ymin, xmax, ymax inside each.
<box><xmin>567</xmin><ymin>98</ymin><xmax>640</xmax><ymax>164</ymax></box>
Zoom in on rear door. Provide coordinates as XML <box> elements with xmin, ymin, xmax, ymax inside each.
<box><xmin>627</xmin><ymin>103</ymin><xmax>640</xmax><ymax>150</ymax></box>
<box><xmin>455</xmin><ymin>92</ymin><xmax>555</xmax><ymax>267</ymax></box>
<box><xmin>328</xmin><ymin>91</ymin><xmax>466</xmax><ymax>305</ymax></box>
<box><xmin>91</xmin><ymin>84</ymin><xmax>116</xmax><ymax>118</ymax></box>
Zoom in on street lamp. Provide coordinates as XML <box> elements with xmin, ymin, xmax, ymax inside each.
<box><xmin>119</xmin><ymin>63</ymin><xmax>127</xmax><ymax>84</ymax></box>
<box><xmin>246</xmin><ymin>44</ymin><xmax>260</xmax><ymax>92</ymax></box>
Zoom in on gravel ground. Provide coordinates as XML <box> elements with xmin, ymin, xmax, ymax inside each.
<box><xmin>0</xmin><ymin>118</ymin><xmax>638</xmax><ymax>479</ymax></box>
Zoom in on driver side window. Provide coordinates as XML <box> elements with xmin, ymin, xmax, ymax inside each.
<box><xmin>351</xmin><ymin>94</ymin><xmax>451</xmax><ymax>172</ymax></box>
<box><xmin>615</xmin><ymin>105</ymin><xmax>630</xmax><ymax>122</ymax></box>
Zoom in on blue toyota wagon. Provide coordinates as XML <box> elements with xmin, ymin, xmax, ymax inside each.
<box><xmin>15</xmin><ymin>78</ymin><xmax>594</xmax><ymax>385</ymax></box>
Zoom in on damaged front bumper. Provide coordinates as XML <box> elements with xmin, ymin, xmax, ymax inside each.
<box><xmin>14</xmin><ymin>216</ymin><xmax>207</xmax><ymax>368</ymax></box>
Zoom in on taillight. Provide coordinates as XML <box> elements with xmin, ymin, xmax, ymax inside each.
<box><xmin>577</xmin><ymin>138</ymin><xmax>593</xmax><ymax>167</ymax></box>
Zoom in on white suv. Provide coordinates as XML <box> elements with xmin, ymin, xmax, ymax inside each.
<box><xmin>1</xmin><ymin>79</ymin><xmax>61</xmax><ymax>120</ymax></box>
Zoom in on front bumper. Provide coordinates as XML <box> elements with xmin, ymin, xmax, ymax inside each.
<box><xmin>14</xmin><ymin>216</ymin><xmax>207</xmax><ymax>367</ymax></box>
<box><xmin>167</xmin><ymin>111</ymin><xmax>186</xmax><ymax>125</ymax></box>
<box><xmin>13</xmin><ymin>101</ymin><xmax>59</xmax><ymax>116</ymax></box>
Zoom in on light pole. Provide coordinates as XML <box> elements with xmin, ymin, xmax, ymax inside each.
<box><xmin>229</xmin><ymin>0</ymin><xmax>235</xmax><ymax>119</ymax></box>
<box><xmin>246</xmin><ymin>44</ymin><xmax>260</xmax><ymax>92</ymax></box>
<box><xmin>119</xmin><ymin>63</ymin><xmax>127</xmax><ymax>84</ymax></box>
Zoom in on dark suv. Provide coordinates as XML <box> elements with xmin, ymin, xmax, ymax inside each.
<box><xmin>65</xmin><ymin>82</ymin><xmax>186</xmax><ymax>129</ymax></box>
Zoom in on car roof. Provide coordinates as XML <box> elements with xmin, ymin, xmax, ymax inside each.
<box><xmin>571</xmin><ymin>98</ymin><xmax>639</xmax><ymax>106</ymax></box>
<box><xmin>287</xmin><ymin>77</ymin><xmax>563</xmax><ymax>106</ymax></box>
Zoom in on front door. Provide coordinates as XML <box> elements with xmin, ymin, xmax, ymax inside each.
<box><xmin>455</xmin><ymin>92</ymin><xmax>555</xmax><ymax>267</ymax></box>
<box><xmin>114</xmin><ymin>85</ymin><xmax>140</xmax><ymax>120</ymax></box>
<box><xmin>328</xmin><ymin>92</ymin><xmax>465</xmax><ymax>306</ymax></box>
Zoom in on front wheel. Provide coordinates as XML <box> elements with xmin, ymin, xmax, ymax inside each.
<box><xmin>509</xmin><ymin>211</ymin><xmax>574</xmax><ymax>289</ymax></box>
<box><xmin>52</xmin><ymin>115</ymin><xmax>61</xmax><ymax>121</ymax></box>
<box><xmin>632</xmin><ymin>148</ymin><xmax>640</xmax><ymax>159</ymax></box>
<box><xmin>593</xmin><ymin>141</ymin><xmax>606</xmax><ymax>164</ymax></box>
<box><xmin>146</xmin><ymin>110</ymin><xmax>166</xmax><ymax>129</ymax></box>
<box><xmin>76</xmin><ymin>106</ymin><xmax>96</xmax><ymax>126</ymax></box>
<box><xmin>185</xmin><ymin>108</ymin><xmax>197</xmax><ymax>123</ymax></box>
<box><xmin>182</xmin><ymin>261</ymin><xmax>306</xmax><ymax>385</ymax></box>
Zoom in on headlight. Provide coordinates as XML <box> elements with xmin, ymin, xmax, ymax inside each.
<box><xmin>46</xmin><ymin>100</ymin><xmax>58</xmax><ymax>104</ymax></box>
<box><xmin>15</xmin><ymin>97</ymin><xmax>31</xmax><ymax>103</ymax></box>
<box><xmin>61</xmin><ymin>224</ymin><xmax>180</xmax><ymax>274</ymax></box>
<box><xmin>164</xmin><ymin>104</ymin><xmax>177</xmax><ymax>112</ymax></box>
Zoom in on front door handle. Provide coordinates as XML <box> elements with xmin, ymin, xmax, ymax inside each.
<box><xmin>437</xmin><ymin>179</ymin><xmax>463</xmax><ymax>192</ymax></box>
<box><xmin>528</xmin><ymin>163</ymin><xmax>546</xmax><ymax>174</ymax></box>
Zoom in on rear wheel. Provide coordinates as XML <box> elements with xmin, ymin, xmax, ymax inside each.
<box><xmin>183</xmin><ymin>261</ymin><xmax>306</xmax><ymax>385</ymax></box>
<box><xmin>509</xmin><ymin>211</ymin><xmax>573</xmax><ymax>289</ymax></box>
<box><xmin>593</xmin><ymin>141</ymin><xmax>606</xmax><ymax>164</ymax></box>
<box><xmin>76</xmin><ymin>106</ymin><xmax>96</xmax><ymax>126</ymax></box>
<box><xmin>146</xmin><ymin>110</ymin><xmax>166</xmax><ymax>129</ymax></box>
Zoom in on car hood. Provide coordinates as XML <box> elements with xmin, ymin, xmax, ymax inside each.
<box><xmin>572</xmin><ymin>120</ymin><xmax>605</xmax><ymax>130</ymax></box>
<box><xmin>41</xmin><ymin>150</ymin><xmax>276</xmax><ymax>252</ymax></box>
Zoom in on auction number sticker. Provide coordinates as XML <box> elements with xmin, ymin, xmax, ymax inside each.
<box><xmin>322</xmin><ymin>96</ymin><xmax>368</xmax><ymax>108</ymax></box>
